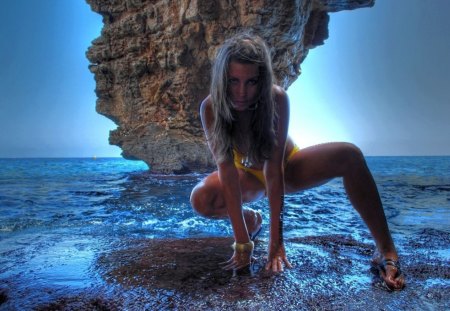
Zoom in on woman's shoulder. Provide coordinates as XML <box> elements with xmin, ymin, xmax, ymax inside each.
<box><xmin>272</xmin><ymin>85</ymin><xmax>289</xmax><ymax>106</ymax></box>
<box><xmin>200</xmin><ymin>95</ymin><xmax>212</xmax><ymax>111</ymax></box>
<box><xmin>272</xmin><ymin>84</ymin><xmax>287</xmax><ymax>97</ymax></box>
<box><xmin>200</xmin><ymin>95</ymin><xmax>214</xmax><ymax>121</ymax></box>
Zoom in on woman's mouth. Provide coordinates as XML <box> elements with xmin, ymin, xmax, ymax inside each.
<box><xmin>231</xmin><ymin>101</ymin><xmax>248</xmax><ymax>110</ymax></box>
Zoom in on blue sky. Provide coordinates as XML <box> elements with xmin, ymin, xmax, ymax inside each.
<box><xmin>0</xmin><ymin>0</ymin><xmax>116</xmax><ymax>157</ymax></box>
<box><xmin>1</xmin><ymin>0</ymin><xmax>449</xmax><ymax>158</ymax></box>
<box><xmin>288</xmin><ymin>0</ymin><xmax>450</xmax><ymax>155</ymax></box>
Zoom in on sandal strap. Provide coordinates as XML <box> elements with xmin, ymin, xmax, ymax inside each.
<box><xmin>383</xmin><ymin>259</ymin><xmax>402</xmax><ymax>275</ymax></box>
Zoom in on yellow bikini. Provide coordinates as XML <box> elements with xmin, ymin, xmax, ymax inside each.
<box><xmin>233</xmin><ymin>145</ymin><xmax>300</xmax><ymax>186</ymax></box>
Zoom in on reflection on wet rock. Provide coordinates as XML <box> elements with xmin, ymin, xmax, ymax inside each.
<box><xmin>90</xmin><ymin>236</ymin><xmax>394</xmax><ymax>309</ymax></box>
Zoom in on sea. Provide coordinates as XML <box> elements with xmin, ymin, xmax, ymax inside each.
<box><xmin>0</xmin><ymin>157</ymin><xmax>449</xmax><ymax>310</ymax></box>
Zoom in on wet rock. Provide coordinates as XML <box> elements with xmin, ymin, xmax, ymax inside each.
<box><xmin>97</xmin><ymin>237</ymin><xmax>248</xmax><ymax>292</ymax></box>
<box><xmin>17</xmin><ymin>231</ymin><xmax>450</xmax><ymax>310</ymax></box>
<box><xmin>0</xmin><ymin>288</ymin><xmax>8</xmax><ymax>305</ymax></box>
<box><xmin>91</xmin><ymin>236</ymin><xmax>381</xmax><ymax>309</ymax></box>
<box><xmin>35</xmin><ymin>296</ymin><xmax>119</xmax><ymax>311</ymax></box>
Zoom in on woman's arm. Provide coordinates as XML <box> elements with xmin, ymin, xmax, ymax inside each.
<box><xmin>200</xmin><ymin>98</ymin><xmax>253</xmax><ymax>270</ymax></box>
<box><xmin>200</xmin><ymin>98</ymin><xmax>250</xmax><ymax>244</ymax></box>
<box><xmin>263</xmin><ymin>86</ymin><xmax>292</xmax><ymax>272</ymax></box>
<box><xmin>217</xmin><ymin>161</ymin><xmax>250</xmax><ymax>244</ymax></box>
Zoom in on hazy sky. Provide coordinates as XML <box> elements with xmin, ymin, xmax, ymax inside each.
<box><xmin>288</xmin><ymin>0</ymin><xmax>450</xmax><ymax>156</ymax></box>
<box><xmin>0</xmin><ymin>0</ymin><xmax>115</xmax><ymax>158</ymax></box>
<box><xmin>1</xmin><ymin>0</ymin><xmax>449</xmax><ymax>158</ymax></box>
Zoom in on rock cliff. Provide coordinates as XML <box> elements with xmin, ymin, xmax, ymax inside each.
<box><xmin>86</xmin><ymin>0</ymin><xmax>374</xmax><ymax>173</ymax></box>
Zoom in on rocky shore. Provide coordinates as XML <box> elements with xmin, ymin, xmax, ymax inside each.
<box><xmin>2</xmin><ymin>231</ymin><xmax>448</xmax><ymax>310</ymax></box>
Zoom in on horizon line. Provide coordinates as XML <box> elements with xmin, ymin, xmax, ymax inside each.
<box><xmin>1</xmin><ymin>155</ymin><xmax>449</xmax><ymax>160</ymax></box>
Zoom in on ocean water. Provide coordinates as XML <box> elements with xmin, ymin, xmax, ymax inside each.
<box><xmin>0</xmin><ymin>157</ymin><xmax>449</xmax><ymax>309</ymax></box>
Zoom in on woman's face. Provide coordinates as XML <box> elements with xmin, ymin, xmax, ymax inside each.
<box><xmin>227</xmin><ymin>61</ymin><xmax>260</xmax><ymax>111</ymax></box>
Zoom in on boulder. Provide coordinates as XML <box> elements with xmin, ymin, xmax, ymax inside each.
<box><xmin>86</xmin><ymin>0</ymin><xmax>374</xmax><ymax>173</ymax></box>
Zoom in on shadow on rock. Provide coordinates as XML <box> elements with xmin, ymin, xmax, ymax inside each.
<box><xmin>97</xmin><ymin>237</ymin><xmax>242</xmax><ymax>293</ymax></box>
<box><xmin>94</xmin><ymin>235</ymin><xmax>384</xmax><ymax>309</ymax></box>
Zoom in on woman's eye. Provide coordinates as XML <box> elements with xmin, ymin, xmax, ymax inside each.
<box><xmin>248</xmin><ymin>79</ymin><xmax>258</xmax><ymax>85</ymax></box>
<box><xmin>228</xmin><ymin>79</ymin><xmax>238</xmax><ymax>85</ymax></box>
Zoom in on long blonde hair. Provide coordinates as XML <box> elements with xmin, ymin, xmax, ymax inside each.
<box><xmin>209</xmin><ymin>33</ymin><xmax>277</xmax><ymax>164</ymax></box>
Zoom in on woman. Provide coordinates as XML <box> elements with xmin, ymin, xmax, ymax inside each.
<box><xmin>190</xmin><ymin>33</ymin><xmax>405</xmax><ymax>290</ymax></box>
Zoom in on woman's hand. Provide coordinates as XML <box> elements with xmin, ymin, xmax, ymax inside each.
<box><xmin>265</xmin><ymin>242</ymin><xmax>292</xmax><ymax>272</ymax></box>
<box><xmin>220</xmin><ymin>245</ymin><xmax>254</xmax><ymax>271</ymax></box>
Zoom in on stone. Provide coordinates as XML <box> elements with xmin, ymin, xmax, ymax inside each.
<box><xmin>86</xmin><ymin>0</ymin><xmax>374</xmax><ymax>173</ymax></box>
<box><xmin>31</xmin><ymin>233</ymin><xmax>450</xmax><ymax>309</ymax></box>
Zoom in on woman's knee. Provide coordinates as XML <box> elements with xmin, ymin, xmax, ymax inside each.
<box><xmin>190</xmin><ymin>184</ymin><xmax>221</xmax><ymax>218</ymax></box>
<box><xmin>190</xmin><ymin>185</ymin><xmax>208</xmax><ymax>216</ymax></box>
<box><xmin>338</xmin><ymin>143</ymin><xmax>367</xmax><ymax>172</ymax></box>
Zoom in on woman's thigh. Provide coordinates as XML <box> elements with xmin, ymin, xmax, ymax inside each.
<box><xmin>190</xmin><ymin>169</ymin><xmax>266</xmax><ymax>216</ymax></box>
<box><xmin>284</xmin><ymin>142</ymin><xmax>364</xmax><ymax>193</ymax></box>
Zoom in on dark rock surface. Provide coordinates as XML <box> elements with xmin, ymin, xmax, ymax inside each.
<box><xmin>22</xmin><ymin>232</ymin><xmax>449</xmax><ymax>310</ymax></box>
<box><xmin>85</xmin><ymin>0</ymin><xmax>374</xmax><ymax>173</ymax></box>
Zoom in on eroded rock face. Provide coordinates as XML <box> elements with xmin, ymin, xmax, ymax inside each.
<box><xmin>86</xmin><ymin>0</ymin><xmax>374</xmax><ymax>173</ymax></box>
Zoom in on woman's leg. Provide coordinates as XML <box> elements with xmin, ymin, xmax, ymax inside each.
<box><xmin>284</xmin><ymin>142</ymin><xmax>405</xmax><ymax>289</ymax></box>
<box><xmin>190</xmin><ymin>170</ymin><xmax>265</xmax><ymax>235</ymax></box>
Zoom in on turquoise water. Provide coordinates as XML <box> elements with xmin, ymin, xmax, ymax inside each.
<box><xmin>0</xmin><ymin>157</ymin><xmax>449</xmax><ymax>309</ymax></box>
<box><xmin>1</xmin><ymin>157</ymin><xmax>448</xmax><ymax>239</ymax></box>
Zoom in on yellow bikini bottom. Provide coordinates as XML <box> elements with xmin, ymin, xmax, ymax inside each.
<box><xmin>233</xmin><ymin>145</ymin><xmax>300</xmax><ymax>186</ymax></box>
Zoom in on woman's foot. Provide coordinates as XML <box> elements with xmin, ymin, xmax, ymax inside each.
<box><xmin>371</xmin><ymin>251</ymin><xmax>405</xmax><ymax>291</ymax></box>
<box><xmin>244</xmin><ymin>208</ymin><xmax>262</xmax><ymax>240</ymax></box>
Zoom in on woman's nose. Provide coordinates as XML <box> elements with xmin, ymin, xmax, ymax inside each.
<box><xmin>238</xmin><ymin>84</ymin><xmax>246</xmax><ymax>96</ymax></box>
